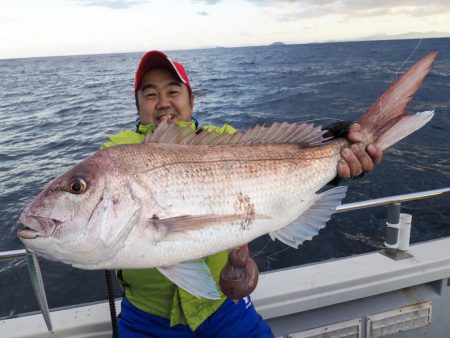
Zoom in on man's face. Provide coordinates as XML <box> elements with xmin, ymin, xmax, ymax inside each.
<box><xmin>136</xmin><ymin>68</ymin><xmax>194</xmax><ymax>126</ymax></box>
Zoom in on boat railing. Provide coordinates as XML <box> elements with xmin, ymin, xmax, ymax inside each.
<box><xmin>1</xmin><ymin>187</ymin><xmax>449</xmax><ymax>332</ymax></box>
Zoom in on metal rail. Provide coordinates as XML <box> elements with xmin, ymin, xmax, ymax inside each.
<box><xmin>0</xmin><ymin>249</ymin><xmax>26</xmax><ymax>262</ymax></box>
<box><xmin>1</xmin><ymin>186</ymin><xmax>449</xmax><ymax>333</ymax></box>
<box><xmin>336</xmin><ymin>187</ymin><xmax>450</xmax><ymax>213</ymax></box>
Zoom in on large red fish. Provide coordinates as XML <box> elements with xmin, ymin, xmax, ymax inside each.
<box><xmin>18</xmin><ymin>52</ymin><xmax>437</xmax><ymax>299</ymax></box>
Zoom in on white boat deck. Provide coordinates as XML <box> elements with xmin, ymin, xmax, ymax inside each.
<box><xmin>2</xmin><ymin>236</ymin><xmax>450</xmax><ymax>338</ymax></box>
<box><xmin>253</xmin><ymin>236</ymin><xmax>450</xmax><ymax>318</ymax></box>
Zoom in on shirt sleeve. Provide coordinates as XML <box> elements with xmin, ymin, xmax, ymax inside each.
<box><xmin>100</xmin><ymin>129</ymin><xmax>145</xmax><ymax>149</ymax></box>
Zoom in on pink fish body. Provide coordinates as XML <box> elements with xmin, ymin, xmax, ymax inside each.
<box><xmin>18</xmin><ymin>52</ymin><xmax>437</xmax><ymax>299</ymax></box>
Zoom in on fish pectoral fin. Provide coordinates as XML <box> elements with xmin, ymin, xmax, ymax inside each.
<box><xmin>148</xmin><ymin>214</ymin><xmax>254</xmax><ymax>233</ymax></box>
<box><xmin>270</xmin><ymin>186</ymin><xmax>347</xmax><ymax>248</ymax></box>
<box><xmin>157</xmin><ymin>260</ymin><xmax>221</xmax><ymax>300</ymax></box>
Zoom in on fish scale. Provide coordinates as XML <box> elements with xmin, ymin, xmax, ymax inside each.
<box><xmin>101</xmin><ymin>141</ymin><xmax>344</xmax><ymax>268</ymax></box>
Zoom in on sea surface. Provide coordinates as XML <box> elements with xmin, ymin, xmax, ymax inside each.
<box><xmin>0</xmin><ymin>38</ymin><xmax>449</xmax><ymax>317</ymax></box>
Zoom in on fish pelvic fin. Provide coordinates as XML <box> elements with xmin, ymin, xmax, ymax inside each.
<box><xmin>145</xmin><ymin>120</ymin><xmax>328</xmax><ymax>147</ymax></box>
<box><xmin>270</xmin><ymin>186</ymin><xmax>347</xmax><ymax>248</ymax></box>
<box><xmin>157</xmin><ymin>260</ymin><xmax>221</xmax><ymax>300</ymax></box>
<box><xmin>359</xmin><ymin>51</ymin><xmax>437</xmax><ymax>150</ymax></box>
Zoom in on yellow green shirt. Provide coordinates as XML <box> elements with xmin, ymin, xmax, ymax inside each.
<box><xmin>101</xmin><ymin>121</ymin><xmax>237</xmax><ymax>330</ymax></box>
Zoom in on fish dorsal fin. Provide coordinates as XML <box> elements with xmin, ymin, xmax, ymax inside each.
<box><xmin>157</xmin><ymin>260</ymin><xmax>221</xmax><ymax>300</ymax></box>
<box><xmin>144</xmin><ymin>121</ymin><xmax>197</xmax><ymax>144</ymax></box>
<box><xmin>270</xmin><ymin>186</ymin><xmax>347</xmax><ymax>248</ymax></box>
<box><xmin>144</xmin><ymin>120</ymin><xmax>328</xmax><ymax>146</ymax></box>
<box><xmin>240</xmin><ymin>122</ymin><xmax>327</xmax><ymax>146</ymax></box>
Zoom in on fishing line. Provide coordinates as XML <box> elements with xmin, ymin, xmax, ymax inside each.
<box><xmin>263</xmin><ymin>246</ymin><xmax>292</xmax><ymax>270</ymax></box>
<box><xmin>267</xmin><ymin>246</ymin><xmax>292</xmax><ymax>258</ymax></box>
<box><xmin>252</xmin><ymin>238</ymin><xmax>272</xmax><ymax>258</ymax></box>
<box><xmin>394</xmin><ymin>39</ymin><xmax>423</xmax><ymax>79</ymax></box>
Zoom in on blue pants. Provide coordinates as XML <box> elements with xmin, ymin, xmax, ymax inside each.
<box><xmin>117</xmin><ymin>297</ymin><xmax>274</xmax><ymax>337</ymax></box>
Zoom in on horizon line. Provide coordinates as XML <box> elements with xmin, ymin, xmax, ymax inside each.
<box><xmin>1</xmin><ymin>35</ymin><xmax>449</xmax><ymax>61</ymax></box>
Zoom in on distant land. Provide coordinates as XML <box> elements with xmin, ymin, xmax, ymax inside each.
<box><xmin>335</xmin><ymin>31</ymin><xmax>450</xmax><ymax>43</ymax></box>
<box><xmin>197</xmin><ymin>45</ymin><xmax>227</xmax><ymax>49</ymax></box>
<box><xmin>197</xmin><ymin>33</ymin><xmax>449</xmax><ymax>51</ymax></box>
<box><xmin>3</xmin><ymin>32</ymin><xmax>449</xmax><ymax>60</ymax></box>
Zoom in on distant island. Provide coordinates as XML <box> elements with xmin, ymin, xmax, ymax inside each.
<box><xmin>270</xmin><ymin>42</ymin><xmax>286</xmax><ymax>46</ymax></box>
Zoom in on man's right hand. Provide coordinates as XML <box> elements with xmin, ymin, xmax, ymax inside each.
<box><xmin>338</xmin><ymin>123</ymin><xmax>383</xmax><ymax>178</ymax></box>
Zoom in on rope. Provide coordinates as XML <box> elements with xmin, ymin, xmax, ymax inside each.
<box><xmin>105</xmin><ymin>270</ymin><xmax>120</xmax><ymax>338</ymax></box>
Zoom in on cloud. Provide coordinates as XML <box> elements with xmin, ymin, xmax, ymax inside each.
<box><xmin>198</xmin><ymin>11</ymin><xmax>209</xmax><ymax>16</ymax></box>
<box><xmin>244</xmin><ymin>0</ymin><xmax>450</xmax><ymax>20</ymax></box>
<box><xmin>193</xmin><ymin>0</ymin><xmax>222</xmax><ymax>5</ymax></box>
<box><xmin>72</xmin><ymin>0</ymin><xmax>146</xmax><ymax>9</ymax></box>
<box><xmin>0</xmin><ymin>16</ymin><xmax>20</xmax><ymax>25</ymax></box>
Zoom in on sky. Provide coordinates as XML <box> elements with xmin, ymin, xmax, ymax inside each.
<box><xmin>1</xmin><ymin>0</ymin><xmax>450</xmax><ymax>59</ymax></box>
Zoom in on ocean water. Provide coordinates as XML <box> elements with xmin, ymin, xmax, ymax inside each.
<box><xmin>0</xmin><ymin>38</ymin><xmax>449</xmax><ymax>317</ymax></box>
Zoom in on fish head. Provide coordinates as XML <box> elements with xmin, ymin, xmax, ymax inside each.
<box><xmin>18</xmin><ymin>149</ymin><xmax>143</xmax><ymax>267</ymax></box>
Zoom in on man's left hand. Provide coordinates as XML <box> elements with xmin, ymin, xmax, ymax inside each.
<box><xmin>337</xmin><ymin>123</ymin><xmax>383</xmax><ymax>178</ymax></box>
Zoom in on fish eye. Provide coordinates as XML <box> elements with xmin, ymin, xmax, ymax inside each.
<box><xmin>67</xmin><ymin>178</ymin><xmax>88</xmax><ymax>194</ymax></box>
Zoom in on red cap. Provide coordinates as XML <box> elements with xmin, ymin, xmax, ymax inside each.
<box><xmin>134</xmin><ymin>50</ymin><xmax>192</xmax><ymax>94</ymax></box>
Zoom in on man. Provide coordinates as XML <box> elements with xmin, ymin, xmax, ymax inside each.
<box><xmin>102</xmin><ymin>50</ymin><xmax>383</xmax><ymax>337</ymax></box>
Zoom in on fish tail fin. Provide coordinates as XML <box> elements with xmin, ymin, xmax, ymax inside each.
<box><xmin>358</xmin><ymin>51</ymin><xmax>437</xmax><ymax>150</ymax></box>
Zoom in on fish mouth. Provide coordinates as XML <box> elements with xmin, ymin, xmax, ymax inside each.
<box><xmin>18</xmin><ymin>214</ymin><xmax>62</xmax><ymax>239</ymax></box>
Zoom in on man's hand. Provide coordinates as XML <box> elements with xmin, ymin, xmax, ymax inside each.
<box><xmin>337</xmin><ymin>123</ymin><xmax>383</xmax><ymax>178</ymax></box>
